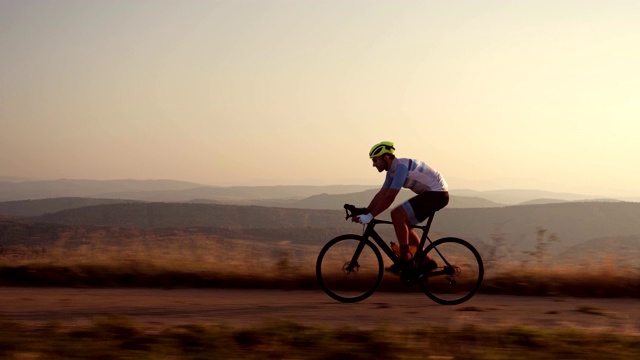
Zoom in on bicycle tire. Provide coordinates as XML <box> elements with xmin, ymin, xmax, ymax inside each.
<box><xmin>419</xmin><ymin>237</ymin><xmax>484</xmax><ymax>305</ymax></box>
<box><xmin>316</xmin><ymin>234</ymin><xmax>384</xmax><ymax>303</ymax></box>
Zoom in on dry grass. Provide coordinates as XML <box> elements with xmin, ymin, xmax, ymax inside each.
<box><xmin>0</xmin><ymin>235</ymin><xmax>318</xmax><ymax>289</ymax></box>
<box><xmin>1</xmin><ymin>234</ymin><xmax>639</xmax><ymax>297</ymax></box>
<box><xmin>2</xmin><ymin>234</ymin><xmax>638</xmax><ymax>358</ymax></box>
<box><xmin>484</xmin><ymin>263</ymin><xmax>640</xmax><ymax>297</ymax></box>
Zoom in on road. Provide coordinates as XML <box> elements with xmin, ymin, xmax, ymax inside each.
<box><xmin>1</xmin><ymin>288</ymin><xmax>638</xmax><ymax>332</ymax></box>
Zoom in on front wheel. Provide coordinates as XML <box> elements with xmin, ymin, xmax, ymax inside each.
<box><xmin>419</xmin><ymin>237</ymin><xmax>484</xmax><ymax>305</ymax></box>
<box><xmin>316</xmin><ymin>234</ymin><xmax>383</xmax><ymax>303</ymax></box>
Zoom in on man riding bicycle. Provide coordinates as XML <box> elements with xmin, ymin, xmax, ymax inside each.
<box><xmin>354</xmin><ymin>141</ymin><xmax>450</xmax><ymax>273</ymax></box>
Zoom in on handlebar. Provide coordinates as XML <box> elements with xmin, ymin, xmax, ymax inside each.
<box><xmin>343</xmin><ymin>204</ymin><xmax>369</xmax><ymax>220</ymax></box>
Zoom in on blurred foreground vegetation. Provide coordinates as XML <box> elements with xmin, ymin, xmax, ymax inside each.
<box><xmin>1</xmin><ymin>316</ymin><xmax>639</xmax><ymax>360</ymax></box>
<box><xmin>1</xmin><ymin>235</ymin><xmax>640</xmax><ymax>359</ymax></box>
<box><xmin>0</xmin><ymin>234</ymin><xmax>639</xmax><ymax>298</ymax></box>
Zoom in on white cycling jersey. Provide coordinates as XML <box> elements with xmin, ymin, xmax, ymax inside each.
<box><xmin>382</xmin><ymin>158</ymin><xmax>448</xmax><ymax>194</ymax></box>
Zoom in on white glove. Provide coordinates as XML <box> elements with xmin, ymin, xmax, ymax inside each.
<box><xmin>357</xmin><ymin>213</ymin><xmax>373</xmax><ymax>224</ymax></box>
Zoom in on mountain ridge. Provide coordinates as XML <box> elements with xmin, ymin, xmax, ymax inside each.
<box><xmin>1</xmin><ymin>200</ymin><xmax>638</xmax><ymax>266</ymax></box>
<box><xmin>0</xmin><ymin>179</ymin><xmax>376</xmax><ymax>202</ymax></box>
<box><xmin>0</xmin><ymin>178</ymin><xmax>626</xmax><ymax>205</ymax></box>
<box><xmin>24</xmin><ymin>201</ymin><xmax>640</xmax><ymax>252</ymax></box>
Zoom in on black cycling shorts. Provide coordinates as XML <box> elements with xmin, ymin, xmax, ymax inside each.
<box><xmin>402</xmin><ymin>191</ymin><xmax>449</xmax><ymax>224</ymax></box>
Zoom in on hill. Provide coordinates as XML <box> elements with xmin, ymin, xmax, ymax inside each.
<box><xmin>0</xmin><ymin>192</ymin><xmax>503</xmax><ymax>218</ymax></box>
<box><xmin>432</xmin><ymin>201</ymin><xmax>640</xmax><ymax>267</ymax></box>
<box><xmin>24</xmin><ymin>201</ymin><xmax>640</xmax><ymax>261</ymax></box>
<box><xmin>517</xmin><ymin>198</ymin><xmax>568</xmax><ymax>206</ymax></box>
<box><xmin>0</xmin><ymin>198</ymin><xmax>141</xmax><ymax>217</ymax></box>
<box><xmin>0</xmin><ymin>179</ymin><xmax>378</xmax><ymax>202</ymax></box>
<box><xmin>32</xmin><ymin>203</ymin><xmax>344</xmax><ymax>229</ymax></box>
<box><xmin>558</xmin><ymin>235</ymin><xmax>640</xmax><ymax>267</ymax></box>
<box><xmin>2</xmin><ymin>203</ymin><xmax>355</xmax><ymax>248</ymax></box>
<box><xmin>452</xmin><ymin>189</ymin><xmax>618</xmax><ymax>205</ymax></box>
<box><xmin>0</xmin><ymin>179</ymin><xmax>202</xmax><ymax>201</ymax></box>
<box><xmin>1</xmin><ymin>191</ymin><xmax>622</xmax><ymax>218</ymax></box>
<box><xmin>1</xmin><ymin>179</ymin><xmax>624</xmax><ymax>205</ymax></box>
<box><xmin>257</xmin><ymin>189</ymin><xmax>504</xmax><ymax>210</ymax></box>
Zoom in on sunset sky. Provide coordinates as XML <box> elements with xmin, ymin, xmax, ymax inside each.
<box><xmin>1</xmin><ymin>1</ymin><xmax>639</xmax><ymax>197</ymax></box>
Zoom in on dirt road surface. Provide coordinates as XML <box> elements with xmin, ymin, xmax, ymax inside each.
<box><xmin>1</xmin><ymin>288</ymin><xmax>638</xmax><ymax>333</ymax></box>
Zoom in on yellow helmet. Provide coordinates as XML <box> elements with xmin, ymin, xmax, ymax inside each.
<box><xmin>369</xmin><ymin>141</ymin><xmax>395</xmax><ymax>158</ymax></box>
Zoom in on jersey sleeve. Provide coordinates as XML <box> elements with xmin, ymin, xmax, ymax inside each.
<box><xmin>382</xmin><ymin>163</ymin><xmax>408</xmax><ymax>190</ymax></box>
<box><xmin>382</xmin><ymin>173</ymin><xmax>392</xmax><ymax>188</ymax></box>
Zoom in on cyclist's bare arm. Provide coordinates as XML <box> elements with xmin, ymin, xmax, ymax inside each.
<box><xmin>367</xmin><ymin>187</ymin><xmax>400</xmax><ymax>217</ymax></box>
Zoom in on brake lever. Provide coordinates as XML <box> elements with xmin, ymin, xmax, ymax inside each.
<box><xmin>343</xmin><ymin>204</ymin><xmax>355</xmax><ymax>220</ymax></box>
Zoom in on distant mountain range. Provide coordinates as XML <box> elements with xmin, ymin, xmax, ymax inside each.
<box><xmin>0</xmin><ymin>198</ymin><xmax>142</xmax><ymax>217</ymax></box>
<box><xmin>1</xmin><ymin>199</ymin><xmax>636</xmax><ymax>258</ymax></box>
<box><xmin>0</xmin><ymin>183</ymin><xmax>638</xmax><ymax>266</ymax></box>
<box><xmin>0</xmin><ymin>179</ymin><xmax>629</xmax><ymax>207</ymax></box>
<box><xmin>26</xmin><ymin>199</ymin><xmax>637</xmax><ymax>242</ymax></box>
<box><xmin>0</xmin><ymin>179</ymin><xmax>375</xmax><ymax>203</ymax></box>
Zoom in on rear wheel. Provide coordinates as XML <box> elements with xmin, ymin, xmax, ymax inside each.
<box><xmin>316</xmin><ymin>235</ymin><xmax>383</xmax><ymax>303</ymax></box>
<box><xmin>419</xmin><ymin>237</ymin><xmax>483</xmax><ymax>305</ymax></box>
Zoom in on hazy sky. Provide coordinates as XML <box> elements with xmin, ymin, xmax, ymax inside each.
<box><xmin>1</xmin><ymin>1</ymin><xmax>639</xmax><ymax>197</ymax></box>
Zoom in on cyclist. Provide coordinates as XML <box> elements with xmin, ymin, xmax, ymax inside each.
<box><xmin>354</xmin><ymin>141</ymin><xmax>450</xmax><ymax>273</ymax></box>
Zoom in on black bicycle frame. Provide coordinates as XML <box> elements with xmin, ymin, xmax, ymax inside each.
<box><xmin>350</xmin><ymin>213</ymin><xmax>454</xmax><ymax>274</ymax></box>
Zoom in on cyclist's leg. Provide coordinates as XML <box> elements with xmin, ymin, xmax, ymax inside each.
<box><xmin>401</xmin><ymin>191</ymin><xmax>450</xmax><ymax>261</ymax></box>
<box><xmin>389</xmin><ymin>192</ymin><xmax>450</xmax><ymax>268</ymax></box>
<box><xmin>390</xmin><ymin>206</ymin><xmax>412</xmax><ymax>261</ymax></box>
<box><xmin>408</xmin><ymin>229</ymin><xmax>420</xmax><ymax>249</ymax></box>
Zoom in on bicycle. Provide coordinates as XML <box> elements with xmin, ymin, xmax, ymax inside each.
<box><xmin>316</xmin><ymin>204</ymin><xmax>484</xmax><ymax>305</ymax></box>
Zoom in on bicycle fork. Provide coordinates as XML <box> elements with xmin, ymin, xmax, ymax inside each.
<box><xmin>345</xmin><ymin>239</ymin><xmax>368</xmax><ymax>273</ymax></box>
